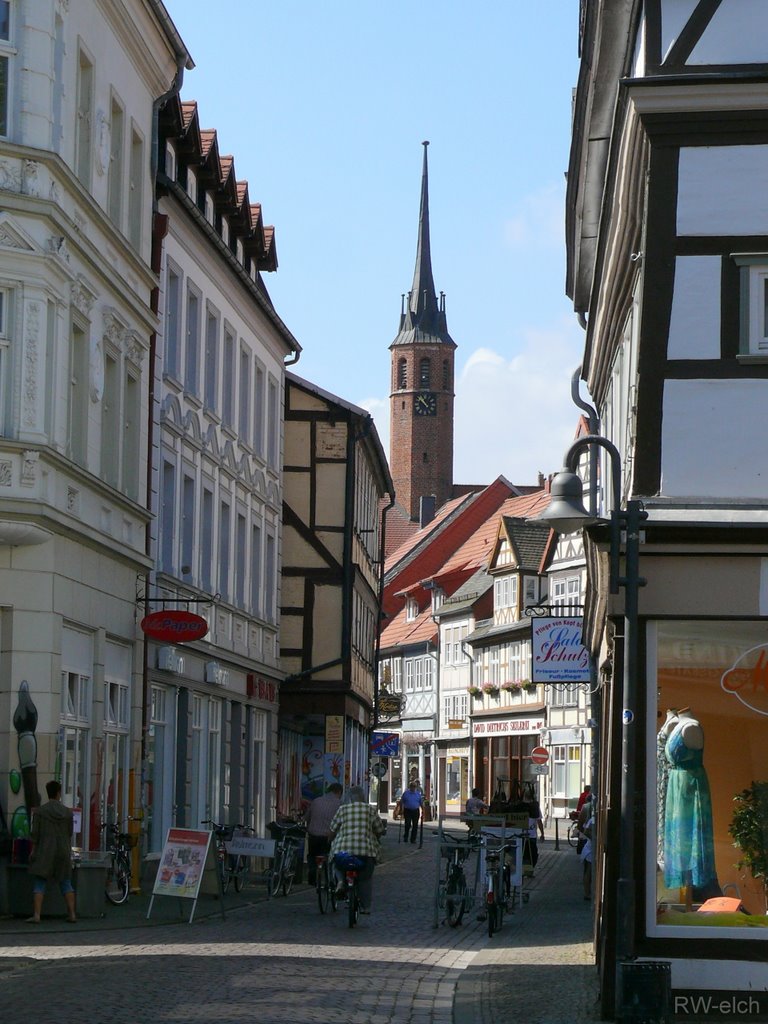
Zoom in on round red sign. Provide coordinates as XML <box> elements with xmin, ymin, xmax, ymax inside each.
<box><xmin>530</xmin><ymin>746</ymin><xmax>549</xmax><ymax>765</ymax></box>
<box><xmin>140</xmin><ymin>609</ymin><xmax>209</xmax><ymax>643</ymax></box>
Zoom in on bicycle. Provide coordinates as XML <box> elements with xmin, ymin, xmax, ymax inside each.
<box><xmin>201</xmin><ymin>820</ymin><xmax>254</xmax><ymax>893</ymax></box>
<box><xmin>268</xmin><ymin>820</ymin><xmax>306</xmax><ymax>897</ymax></box>
<box><xmin>482</xmin><ymin>841</ymin><xmax>512</xmax><ymax>937</ymax></box>
<box><xmin>567</xmin><ymin>812</ymin><xmax>580</xmax><ymax>848</ymax></box>
<box><xmin>315</xmin><ymin>852</ymin><xmax>337</xmax><ymax>914</ymax></box>
<box><xmin>439</xmin><ymin>832</ymin><xmax>477</xmax><ymax>927</ymax></box>
<box><xmin>334</xmin><ymin>851</ymin><xmax>364</xmax><ymax>928</ymax></box>
<box><xmin>102</xmin><ymin>821</ymin><xmax>137</xmax><ymax>905</ymax></box>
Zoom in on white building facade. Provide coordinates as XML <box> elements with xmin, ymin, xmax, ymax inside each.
<box><xmin>0</xmin><ymin>0</ymin><xmax>189</xmax><ymax>869</ymax></box>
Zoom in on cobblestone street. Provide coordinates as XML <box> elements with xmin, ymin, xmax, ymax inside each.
<box><xmin>0</xmin><ymin>824</ymin><xmax>599</xmax><ymax>1024</ymax></box>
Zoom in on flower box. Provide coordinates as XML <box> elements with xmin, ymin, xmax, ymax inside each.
<box><xmin>481</xmin><ymin>683</ymin><xmax>500</xmax><ymax>697</ymax></box>
<box><xmin>467</xmin><ymin>686</ymin><xmax>482</xmax><ymax>698</ymax></box>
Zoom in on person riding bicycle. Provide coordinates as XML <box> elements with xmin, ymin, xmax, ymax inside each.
<box><xmin>329</xmin><ymin>785</ymin><xmax>386</xmax><ymax>914</ymax></box>
<box><xmin>305</xmin><ymin>782</ymin><xmax>342</xmax><ymax>885</ymax></box>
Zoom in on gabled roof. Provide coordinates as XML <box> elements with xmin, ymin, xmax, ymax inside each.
<box><xmin>492</xmin><ymin>515</ymin><xmax>553</xmax><ymax>575</ymax></box>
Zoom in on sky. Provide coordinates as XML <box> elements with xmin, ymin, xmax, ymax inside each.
<box><xmin>165</xmin><ymin>2</ymin><xmax>585</xmax><ymax>487</ymax></box>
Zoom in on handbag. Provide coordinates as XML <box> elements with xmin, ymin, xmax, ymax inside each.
<box><xmin>393</xmin><ymin>800</ymin><xmax>402</xmax><ymax>820</ymax></box>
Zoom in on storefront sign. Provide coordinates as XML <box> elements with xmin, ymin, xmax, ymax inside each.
<box><xmin>448</xmin><ymin>718</ymin><xmax>465</xmax><ymax>729</ymax></box>
<box><xmin>472</xmin><ymin>717</ymin><xmax>545</xmax><ymax>737</ymax></box>
<box><xmin>141</xmin><ymin>609</ymin><xmax>209</xmax><ymax>643</ymax></box>
<box><xmin>531</xmin><ymin>617</ymin><xmax>590</xmax><ymax>683</ymax></box>
<box><xmin>325</xmin><ymin>715</ymin><xmax>344</xmax><ymax>753</ymax></box>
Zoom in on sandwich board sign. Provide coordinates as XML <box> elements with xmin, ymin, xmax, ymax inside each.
<box><xmin>147</xmin><ymin>827</ymin><xmax>223</xmax><ymax>923</ymax></box>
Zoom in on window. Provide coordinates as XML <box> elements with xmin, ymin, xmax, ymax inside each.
<box><xmin>187</xmin><ymin>168</ymin><xmax>197</xmax><ymax>204</ymax></box>
<box><xmin>551</xmin><ymin>683</ymin><xmax>580</xmax><ymax>708</ymax></box>
<box><xmin>76</xmin><ymin>49</ymin><xmax>94</xmax><ymax>185</ymax></box>
<box><xmin>0</xmin><ymin>1</ymin><xmax>12</xmax><ymax>136</ymax></box>
<box><xmin>222</xmin><ymin>327</ymin><xmax>235</xmax><ymax>427</ymax></box>
<box><xmin>147</xmin><ymin>685</ymin><xmax>174</xmax><ymax>850</ymax></box>
<box><xmin>123</xmin><ymin>369</ymin><xmax>139</xmax><ymax>500</ymax></box>
<box><xmin>253</xmin><ymin>362</ymin><xmax>265</xmax><ymax>455</ymax></box>
<box><xmin>250</xmin><ymin>521</ymin><xmax>262</xmax><ymax>616</ymax></box>
<box><xmin>68</xmin><ymin>319</ymin><xmax>89</xmax><ymax>465</ymax></box>
<box><xmin>165</xmin><ymin>142</ymin><xmax>176</xmax><ymax>181</ymax></box>
<box><xmin>419</xmin><ymin>357</ymin><xmax>430</xmax><ymax>388</ymax></box>
<box><xmin>204</xmin><ymin>306</ymin><xmax>219</xmax><ymax>411</ymax></box>
<box><xmin>107</xmin><ymin>97</ymin><xmax>124</xmax><ymax>227</ymax></box>
<box><xmin>160</xmin><ymin>460</ymin><xmax>176</xmax><ymax>573</ymax></box>
<box><xmin>219</xmin><ymin>500</ymin><xmax>231</xmax><ymax>600</ymax></box>
<box><xmin>200</xmin><ymin>487</ymin><xmax>213</xmax><ymax>592</ymax></box>
<box><xmin>494</xmin><ymin>575</ymin><xmax>518</xmax><ymax>612</ymax></box>
<box><xmin>735</xmin><ymin>255</ymin><xmax>768</xmax><ymax>357</ymax></box>
<box><xmin>238</xmin><ymin>346</ymin><xmax>250</xmax><ymax>441</ymax></box>
<box><xmin>128</xmin><ymin>126</ymin><xmax>143</xmax><ymax>249</ymax></box>
<box><xmin>406</xmin><ymin>597</ymin><xmax>418</xmax><ymax>622</ymax></box>
<box><xmin>102</xmin><ymin>641</ymin><xmax>131</xmax><ymax>831</ymax></box>
<box><xmin>397</xmin><ymin>357</ymin><xmax>407</xmax><ymax>389</ymax></box>
<box><xmin>442</xmin><ymin>359</ymin><xmax>450</xmax><ymax>391</ymax></box>
<box><xmin>552</xmin><ymin>576</ymin><xmax>582</xmax><ymax>614</ymax></box>
<box><xmin>101</xmin><ymin>350</ymin><xmax>119</xmax><ymax>486</ymax></box>
<box><xmin>60</xmin><ymin>627</ymin><xmax>93</xmax><ymax>848</ymax></box>
<box><xmin>164</xmin><ymin>265</ymin><xmax>181</xmax><ymax>379</ymax></box>
<box><xmin>181</xmin><ymin>474</ymin><xmax>195</xmax><ymax>577</ymax></box>
<box><xmin>204</xmin><ymin>192</ymin><xmax>214</xmax><ymax>225</ymax></box>
<box><xmin>184</xmin><ymin>285</ymin><xmax>200</xmax><ymax>396</ymax></box>
<box><xmin>0</xmin><ymin>287</ymin><xmax>10</xmax><ymax>428</ymax></box>
<box><xmin>405</xmin><ymin>660</ymin><xmax>414</xmax><ymax>692</ymax></box>
<box><xmin>235</xmin><ymin>512</ymin><xmax>246</xmax><ymax>607</ymax></box>
<box><xmin>264</xmin><ymin>531</ymin><xmax>276</xmax><ymax>623</ymax></box>
<box><xmin>267</xmin><ymin>376</ymin><xmax>279</xmax><ymax>468</ymax></box>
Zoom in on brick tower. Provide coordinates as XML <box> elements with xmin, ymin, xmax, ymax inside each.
<box><xmin>389</xmin><ymin>142</ymin><xmax>456</xmax><ymax>522</ymax></box>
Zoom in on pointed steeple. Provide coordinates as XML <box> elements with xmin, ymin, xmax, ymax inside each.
<box><xmin>391</xmin><ymin>142</ymin><xmax>455</xmax><ymax>348</ymax></box>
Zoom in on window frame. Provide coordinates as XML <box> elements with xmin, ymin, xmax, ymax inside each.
<box><xmin>735</xmin><ymin>254</ymin><xmax>768</xmax><ymax>360</ymax></box>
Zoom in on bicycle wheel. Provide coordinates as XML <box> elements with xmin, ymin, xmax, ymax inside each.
<box><xmin>317</xmin><ymin>862</ymin><xmax>330</xmax><ymax>914</ymax></box>
<box><xmin>487</xmin><ymin>899</ymin><xmax>498</xmax><ymax>937</ymax></box>
<box><xmin>269</xmin><ymin>849</ymin><xmax>284</xmax><ymax>897</ymax></box>
<box><xmin>233</xmin><ymin>856</ymin><xmax>246</xmax><ymax>893</ymax></box>
<box><xmin>567</xmin><ymin>823</ymin><xmax>578</xmax><ymax>848</ymax></box>
<box><xmin>105</xmin><ymin>855</ymin><xmax>130</xmax><ymax>905</ymax></box>
<box><xmin>446</xmin><ymin>870</ymin><xmax>467</xmax><ymax>927</ymax></box>
<box><xmin>282</xmin><ymin>845</ymin><xmax>297</xmax><ymax>896</ymax></box>
<box><xmin>348</xmin><ymin>881</ymin><xmax>359</xmax><ymax>928</ymax></box>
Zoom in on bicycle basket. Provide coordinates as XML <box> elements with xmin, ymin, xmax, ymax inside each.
<box><xmin>334</xmin><ymin>852</ymin><xmax>364</xmax><ymax>871</ymax></box>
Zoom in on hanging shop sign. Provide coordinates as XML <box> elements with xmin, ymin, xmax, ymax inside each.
<box><xmin>141</xmin><ymin>610</ymin><xmax>209</xmax><ymax>643</ymax></box>
<box><xmin>531</xmin><ymin>616</ymin><xmax>590</xmax><ymax>683</ymax></box>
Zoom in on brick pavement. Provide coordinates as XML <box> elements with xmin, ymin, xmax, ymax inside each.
<box><xmin>0</xmin><ymin>820</ymin><xmax>602</xmax><ymax>1024</ymax></box>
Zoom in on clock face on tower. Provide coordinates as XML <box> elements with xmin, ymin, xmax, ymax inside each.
<box><xmin>414</xmin><ymin>391</ymin><xmax>437</xmax><ymax>416</ymax></box>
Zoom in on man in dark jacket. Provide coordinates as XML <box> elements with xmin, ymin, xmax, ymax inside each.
<box><xmin>27</xmin><ymin>779</ymin><xmax>76</xmax><ymax>922</ymax></box>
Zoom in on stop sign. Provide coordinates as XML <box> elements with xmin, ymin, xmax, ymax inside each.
<box><xmin>530</xmin><ymin>746</ymin><xmax>549</xmax><ymax>765</ymax></box>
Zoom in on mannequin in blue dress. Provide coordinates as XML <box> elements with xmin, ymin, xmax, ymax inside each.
<box><xmin>662</xmin><ymin>708</ymin><xmax>719</xmax><ymax>899</ymax></box>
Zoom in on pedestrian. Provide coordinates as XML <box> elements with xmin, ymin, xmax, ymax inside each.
<box><xmin>576</xmin><ymin>784</ymin><xmax>592</xmax><ymax>813</ymax></box>
<box><xmin>400</xmin><ymin>780</ymin><xmax>423</xmax><ymax>845</ymax></box>
<box><xmin>580</xmin><ymin>804</ymin><xmax>595</xmax><ymax>900</ymax></box>
<box><xmin>576</xmin><ymin>794</ymin><xmax>593</xmax><ymax>855</ymax></box>
<box><xmin>329</xmin><ymin>785</ymin><xmax>386</xmax><ymax>913</ymax></box>
<box><xmin>465</xmin><ymin>787</ymin><xmax>488</xmax><ymax>816</ymax></box>
<box><xmin>304</xmin><ymin>782</ymin><xmax>343</xmax><ymax>885</ymax></box>
<box><xmin>27</xmin><ymin>779</ymin><xmax>76</xmax><ymax>923</ymax></box>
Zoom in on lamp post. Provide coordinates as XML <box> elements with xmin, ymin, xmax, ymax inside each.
<box><xmin>535</xmin><ymin>435</ymin><xmax>646</xmax><ymax>1018</ymax></box>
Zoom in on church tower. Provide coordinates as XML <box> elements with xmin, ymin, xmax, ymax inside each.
<box><xmin>389</xmin><ymin>142</ymin><xmax>456</xmax><ymax>522</ymax></box>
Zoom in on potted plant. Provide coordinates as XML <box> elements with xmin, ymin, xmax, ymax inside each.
<box><xmin>467</xmin><ymin>685</ymin><xmax>482</xmax><ymax>698</ymax></box>
<box><xmin>523</xmin><ymin>680</ymin><xmax>536</xmax><ymax>692</ymax></box>
<box><xmin>481</xmin><ymin>682</ymin><xmax>500</xmax><ymax>697</ymax></box>
<box><xmin>501</xmin><ymin>680</ymin><xmax>522</xmax><ymax>693</ymax></box>
<box><xmin>729</xmin><ymin>780</ymin><xmax>768</xmax><ymax>912</ymax></box>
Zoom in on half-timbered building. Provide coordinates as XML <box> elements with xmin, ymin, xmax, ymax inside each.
<box><xmin>281</xmin><ymin>372</ymin><xmax>393</xmax><ymax>811</ymax></box>
<box><xmin>568</xmin><ymin>0</ymin><xmax>768</xmax><ymax>1014</ymax></box>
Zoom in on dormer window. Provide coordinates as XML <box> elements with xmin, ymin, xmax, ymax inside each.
<box><xmin>431</xmin><ymin>588</ymin><xmax>444</xmax><ymax>613</ymax></box>
<box><xmin>187</xmin><ymin>169</ymin><xmax>197</xmax><ymax>204</ymax></box>
<box><xmin>494</xmin><ymin>575</ymin><xmax>518</xmax><ymax>612</ymax></box>
<box><xmin>406</xmin><ymin>597</ymin><xmax>418</xmax><ymax>621</ymax></box>
<box><xmin>236</xmin><ymin>238</ymin><xmax>243</xmax><ymax>264</ymax></box>
<box><xmin>165</xmin><ymin>142</ymin><xmax>176</xmax><ymax>182</ymax></box>
<box><xmin>221</xmin><ymin>217</ymin><xmax>229</xmax><ymax>246</ymax></box>
<box><xmin>204</xmin><ymin>192</ymin><xmax>215</xmax><ymax>225</ymax></box>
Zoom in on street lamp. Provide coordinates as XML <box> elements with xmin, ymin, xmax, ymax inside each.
<box><xmin>535</xmin><ymin>435</ymin><xmax>646</xmax><ymax>1017</ymax></box>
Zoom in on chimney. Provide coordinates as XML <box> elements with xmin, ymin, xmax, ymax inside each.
<box><xmin>419</xmin><ymin>495</ymin><xmax>436</xmax><ymax>528</ymax></box>
<box><xmin>538</xmin><ymin>471</ymin><xmax>545</xmax><ymax>487</ymax></box>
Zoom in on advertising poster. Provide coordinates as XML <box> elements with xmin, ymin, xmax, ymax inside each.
<box><xmin>152</xmin><ymin>828</ymin><xmax>211</xmax><ymax>899</ymax></box>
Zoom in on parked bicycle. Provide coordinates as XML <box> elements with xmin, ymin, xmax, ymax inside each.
<box><xmin>102</xmin><ymin>821</ymin><xmax>138</xmax><ymax>905</ymax></box>
<box><xmin>334</xmin><ymin>851</ymin><xmax>364</xmax><ymax>928</ymax></box>
<box><xmin>438</xmin><ymin>831</ymin><xmax>477</xmax><ymax>927</ymax></box>
<box><xmin>315</xmin><ymin>852</ymin><xmax>337</xmax><ymax>914</ymax></box>
<box><xmin>567</xmin><ymin>811</ymin><xmax>580</xmax><ymax>848</ymax></box>
<box><xmin>267</xmin><ymin>820</ymin><xmax>306</xmax><ymax>897</ymax></box>
<box><xmin>201</xmin><ymin>820</ymin><xmax>254</xmax><ymax>893</ymax></box>
<box><xmin>482</xmin><ymin>841</ymin><xmax>512</xmax><ymax>937</ymax></box>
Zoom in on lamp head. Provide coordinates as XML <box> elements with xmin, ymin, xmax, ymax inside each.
<box><xmin>534</xmin><ymin>469</ymin><xmax>598</xmax><ymax>535</ymax></box>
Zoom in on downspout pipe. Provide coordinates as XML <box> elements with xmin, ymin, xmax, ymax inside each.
<box><xmin>570</xmin><ymin>362</ymin><xmax>599</xmax><ymax>517</ymax></box>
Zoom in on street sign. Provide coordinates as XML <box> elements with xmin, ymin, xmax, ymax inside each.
<box><xmin>533</xmin><ymin>764</ymin><xmax>549</xmax><ymax>775</ymax></box>
<box><xmin>371</xmin><ymin>760</ymin><xmax>388</xmax><ymax>779</ymax></box>
<box><xmin>530</xmin><ymin>746</ymin><xmax>549</xmax><ymax>764</ymax></box>
<box><xmin>370</xmin><ymin>731</ymin><xmax>400</xmax><ymax>757</ymax></box>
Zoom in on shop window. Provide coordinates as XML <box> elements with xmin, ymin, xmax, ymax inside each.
<box><xmin>652</xmin><ymin>620</ymin><xmax>768</xmax><ymax>932</ymax></box>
